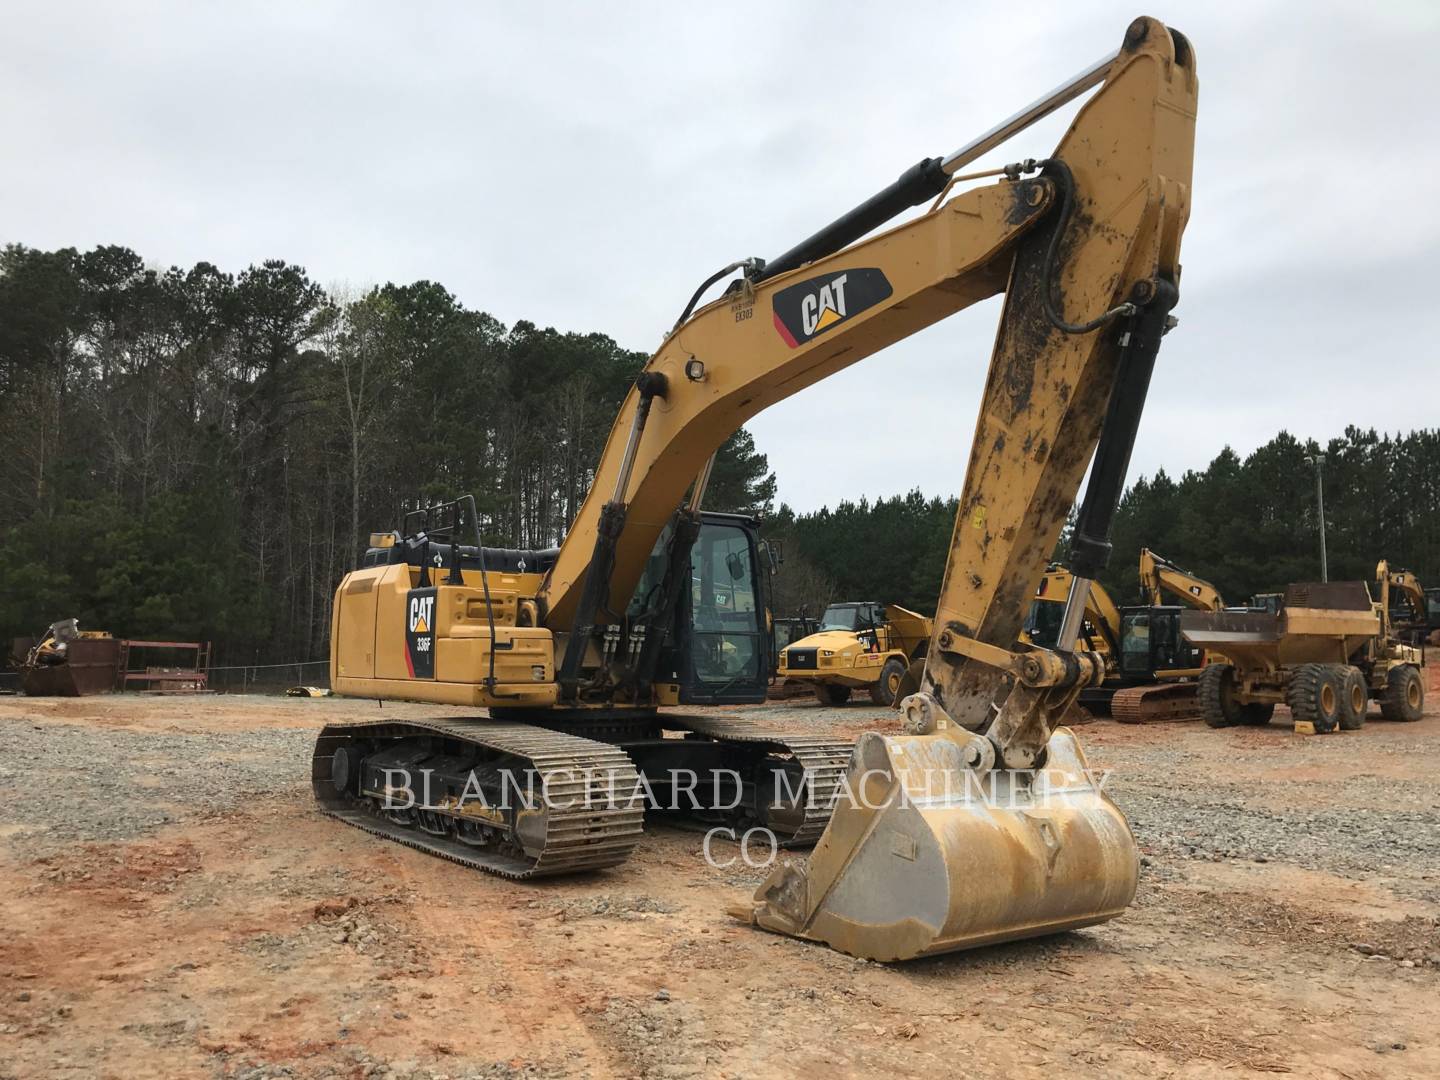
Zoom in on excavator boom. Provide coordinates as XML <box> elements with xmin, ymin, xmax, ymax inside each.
<box><xmin>539</xmin><ymin>19</ymin><xmax>1194</xmax><ymax>653</ymax></box>
<box><xmin>1140</xmin><ymin>548</ymin><xmax>1226</xmax><ymax>610</ymax></box>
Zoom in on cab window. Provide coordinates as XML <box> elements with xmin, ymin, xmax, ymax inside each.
<box><xmin>688</xmin><ymin>524</ymin><xmax>762</xmax><ymax>688</ymax></box>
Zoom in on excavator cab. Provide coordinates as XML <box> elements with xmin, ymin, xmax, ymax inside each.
<box><xmin>1025</xmin><ymin>596</ymin><xmax>1105</xmax><ymax>653</ymax></box>
<box><xmin>628</xmin><ymin>513</ymin><xmax>772</xmax><ymax>705</ymax></box>
<box><xmin>1117</xmin><ymin>606</ymin><xmax>1204</xmax><ymax>680</ymax></box>
<box><xmin>1248</xmin><ymin>593</ymin><xmax>1285</xmax><ymax>615</ymax></box>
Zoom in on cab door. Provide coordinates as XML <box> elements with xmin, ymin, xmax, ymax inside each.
<box><xmin>680</xmin><ymin>519</ymin><xmax>769</xmax><ymax>705</ymax></box>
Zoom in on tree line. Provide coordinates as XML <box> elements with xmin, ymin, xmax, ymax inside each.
<box><xmin>0</xmin><ymin>244</ymin><xmax>775</xmax><ymax>664</ymax></box>
<box><xmin>768</xmin><ymin>426</ymin><xmax>1440</xmax><ymax>618</ymax></box>
<box><xmin>4</xmin><ymin>243</ymin><xmax>1432</xmax><ymax>666</ymax></box>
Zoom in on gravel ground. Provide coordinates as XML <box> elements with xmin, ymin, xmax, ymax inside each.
<box><xmin>0</xmin><ymin>722</ymin><xmax>312</xmax><ymax>851</ymax></box>
<box><xmin>2</xmin><ymin>690</ymin><xmax>1438</xmax><ymax>1078</ymax></box>
<box><xmin>1113</xmin><ymin>735</ymin><xmax>1440</xmax><ymax>899</ymax></box>
<box><xmin>3</xmin><ymin>699</ymin><xmax>1438</xmax><ymax>898</ymax></box>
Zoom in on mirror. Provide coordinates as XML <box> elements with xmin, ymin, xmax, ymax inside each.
<box><xmin>725</xmin><ymin>552</ymin><xmax>746</xmax><ymax>581</ymax></box>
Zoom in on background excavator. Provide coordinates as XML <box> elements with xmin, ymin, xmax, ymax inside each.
<box><xmin>316</xmin><ymin>15</ymin><xmax>1197</xmax><ymax>961</ymax></box>
<box><xmin>1380</xmin><ymin>564</ymin><xmax>1434</xmax><ymax>645</ymax></box>
<box><xmin>1023</xmin><ymin>547</ymin><xmax>1218</xmax><ymax>721</ymax></box>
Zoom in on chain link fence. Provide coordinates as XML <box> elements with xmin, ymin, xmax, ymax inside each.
<box><xmin>206</xmin><ymin>660</ymin><xmax>330</xmax><ymax>694</ymax></box>
<box><xmin>1</xmin><ymin>660</ymin><xmax>330</xmax><ymax>696</ymax></box>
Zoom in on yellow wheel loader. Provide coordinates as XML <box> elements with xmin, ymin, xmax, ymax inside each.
<box><xmin>776</xmin><ymin>602</ymin><xmax>931</xmax><ymax>706</ymax></box>
<box><xmin>317</xmin><ymin>16</ymin><xmax>1197</xmax><ymax>962</ymax></box>
<box><xmin>1182</xmin><ymin>563</ymin><xmax>1425</xmax><ymax>734</ymax></box>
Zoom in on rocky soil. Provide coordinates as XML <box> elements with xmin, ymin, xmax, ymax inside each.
<box><xmin>1</xmin><ymin>671</ymin><xmax>1437</xmax><ymax>1078</ymax></box>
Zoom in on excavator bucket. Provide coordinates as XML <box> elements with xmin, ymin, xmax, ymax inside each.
<box><xmin>732</xmin><ymin>726</ymin><xmax>1138</xmax><ymax>961</ymax></box>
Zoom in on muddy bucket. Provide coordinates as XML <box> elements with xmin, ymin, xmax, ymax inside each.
<box><xmin>733</xmin><ymin>726</ymin><xmax>1138</xmax><ymax>961</ymax></box>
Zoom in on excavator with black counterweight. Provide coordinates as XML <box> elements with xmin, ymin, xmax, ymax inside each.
<box><xmin>1022</xmin><ymin>548</ymin><xmax>1219</xmax><ymax>721</ymax></box>
<box><xmin>315</xmin><ymin>15</ymin><xmax>1198</xmax><ymax>961</ymax></box>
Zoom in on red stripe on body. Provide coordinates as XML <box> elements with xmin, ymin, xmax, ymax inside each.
<box><xmin>773</xmin><ymin>311</ymin><xmax>799</xmax><ymax>348</ymax></box>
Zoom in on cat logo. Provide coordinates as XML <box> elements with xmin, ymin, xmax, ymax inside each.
<box><xmin>771</xmin><ymin>267</ymin><xmax>893</xmax><ymax>348</ymax></box>
<box><xmin>409</xmin><ymin>593</ymin><xmax>434</xmax><ymax>634</ymax></box>
<box><xmin>802</xmin><ymin>273</ymin><xmax>849</xmax><ymax>335</ymax></box>
<box><xmin>404</xmin><ymin>586</ymin><xmax>438</xmax><ymax>679</ymax></box>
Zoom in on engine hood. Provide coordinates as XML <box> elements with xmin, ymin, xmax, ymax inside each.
<box><xmin>785</xmin><ymin>629</ymin><xmax>866</xmax><ymax>654</ymax></box>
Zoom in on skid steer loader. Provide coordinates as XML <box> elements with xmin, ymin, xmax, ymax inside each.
<box><xmin>317</xmin><ymin>15</ymin><xmax>1198</xmax><ymax>961</ymax></box>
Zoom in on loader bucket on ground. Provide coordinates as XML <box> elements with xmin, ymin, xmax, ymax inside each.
<box><xmin>732</xmin><ymin>727</ymin><xmax>1138</xmax><ymax>962</ymax></box>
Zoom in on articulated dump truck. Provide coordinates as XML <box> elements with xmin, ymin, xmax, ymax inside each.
<box><xmin>776</xmin><ymin>602</ymin><xmax>931</xmax><ymax>706</ymax></box>
<box><xmin>1182</xmin><ymin>570</ymin><xmax>1424</xmax><ymax>734</ymax></box>
<box><xmin>314</xmin><ymin>16</ymin><xmax>1198</xmax><ymax>961</ymax></box>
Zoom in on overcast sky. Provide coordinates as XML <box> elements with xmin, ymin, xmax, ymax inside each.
<box><xmin>5</xmin><ymin>1</ymin><xmax>1438</xmax><ymax>512</ymax></box>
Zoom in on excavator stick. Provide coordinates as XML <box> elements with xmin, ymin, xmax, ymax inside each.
<box><xmin>734</xmin><ymin>16</ymin><xmax>1196</xmax><ymax>961</ymax></box>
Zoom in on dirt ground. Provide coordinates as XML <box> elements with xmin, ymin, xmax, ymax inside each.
<box><xmin>2</xmin><ymin>667</ymin><xmax>1439</xmax><ymax>1080</ymax></box>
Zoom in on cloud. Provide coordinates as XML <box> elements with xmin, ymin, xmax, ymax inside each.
<box><xmin>3</xmin><ymin>1</ymin><xmax>1436</xmax><ymax>512</ymax></box>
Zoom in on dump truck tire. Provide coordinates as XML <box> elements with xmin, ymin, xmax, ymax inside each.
<box><xmin>1199</xmin><ymin>663</ymin><xmax>1243</xmax><ymax>728</ymax></box>
<box><xmin>1337</xmin><ymin>665</ymin><xmax>1368</xmax><ymax>730</ymax></box>
<box><xmin>1288</xmin><ymin>663</ymin><xmax>1341</xmax><ymax>733</ymax></box>
<box><xmin>1240</xmin><ymin>702</ymin><xmax>1275</xmax><ymax>726</ymax></box>
<box><xmin>815</xmin><ymin>683</ymin><xmax>851</xmax><ymax>706</ymax></box>
<box><xmin>869</xmin><ymin>658</ymin><xmax>907</xmax><ymax>707</ymax></box>
<box><xmin>894</xmin><ymin>658</ymin><xmax>925</xmax><ymax>702</ymax></box>
<box><xmin>1380</xmin><ymin>664</ymin><xmax>1424</xmax><ymax>722</ymax></box>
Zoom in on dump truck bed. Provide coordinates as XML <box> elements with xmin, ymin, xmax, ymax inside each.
<box><xmin>1181</xmin><ymin>582</ymin><xmax>1379</xmax><ymax>669</ymax></box>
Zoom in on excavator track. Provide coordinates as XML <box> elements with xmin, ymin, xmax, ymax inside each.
<box><xmin>313</xmin><ymin>714</ymin><xmax>854</xmax><ymax>878</ymax></box>
<box><xmin>659</xmin><ymin>714</ymin><xmax>853</xmax><ymax>847</ymax></box>
<box><xmin>1111</xmin><ymin>682</ymin><xmax>1201</xmax><ymax>724</ymax></box>
<box><xmin>312</xmin><ymin>718</ymin><xmax>646</xmax><ymax>879</ymax></box>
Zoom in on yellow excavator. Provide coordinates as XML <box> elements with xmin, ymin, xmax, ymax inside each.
<box><xmin>316</xmin><ymin>16</ymin><xmax>1196</xmax><ymax>962</ymax></box>
<box><xmin>1023</xmin><ymin>548</ymin><xmax>1218</xmax><ymax>721</ymax></box>
<box><xmin>1379</xmin><ymin>563</ymin><xmax>1431</xmax><ymax>645</ymax></box>
<box><xmin>1112</xmin><ymin>547</ymin><xmax>1224</xmax><ymax>720</ymax></box>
